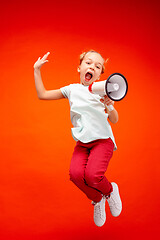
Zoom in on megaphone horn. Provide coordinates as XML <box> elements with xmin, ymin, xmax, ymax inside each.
<box><xmin>88</xmin><ymin>73</ymin><xmax>128</xmax><ymax>102</ymax></box>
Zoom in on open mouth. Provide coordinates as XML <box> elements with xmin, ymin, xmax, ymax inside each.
<box><xmin>85</xmin><ymin>72</ymin><xmax>93</xmax><ymax>81</ymax></box>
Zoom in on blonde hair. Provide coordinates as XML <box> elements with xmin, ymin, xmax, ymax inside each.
<box><xmin>79</xmin><ymin>50</ymin><xmax>107</xmax><ymax>74</ymax></box>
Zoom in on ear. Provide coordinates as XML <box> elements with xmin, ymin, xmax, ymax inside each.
<box><xmin>77</xmin><ymin>67</ymin><xmax>80</xmax><ymax>73</ymax></box>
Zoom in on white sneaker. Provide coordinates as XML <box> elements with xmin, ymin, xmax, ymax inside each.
<box><xmin>92</xmin><ymin>196</ymin><xmax>106</xmax><ymax>227</ymax></box>
<box><xmin>106</xmin><ymin>182</ymin><xmax>122</xmax><ymax>217</ymax></box>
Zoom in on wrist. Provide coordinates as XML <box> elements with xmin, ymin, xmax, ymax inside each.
<box><xmin>34</xmin><ymin>66</ymin><xmax>41</xmax><ymax>72</ymax></box>
<box><xmin>105</xmin><ymin>105</ymin><xmax>114</xmax><ymax>112</ymax></box>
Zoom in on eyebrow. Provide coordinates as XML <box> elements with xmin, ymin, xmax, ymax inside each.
<box><xmin>86</xmin><ymin>58</ymin><xmax>103</xmax><ymax>66</ymax></box>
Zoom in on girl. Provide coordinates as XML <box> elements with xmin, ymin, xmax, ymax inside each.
<box><xmin>34</xmin><ymin>50</ymin><xmax>122</xmax><ymax>227</ymax></box>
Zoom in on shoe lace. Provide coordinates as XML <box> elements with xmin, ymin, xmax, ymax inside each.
<box><xmin>94</xmin><ymin>202</ymin><xmax>103</xmax><ymax>219</ymax></box>
<box><xmin>106</xmin><ymin>193</ymin><xmax>119</xmax><ymax>209</ymax></box>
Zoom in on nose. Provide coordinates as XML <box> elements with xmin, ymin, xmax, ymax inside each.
<box><xmin>89</xmin><ymin>63</ymin><xmax>95</xmax><ymax>70</ymax></box>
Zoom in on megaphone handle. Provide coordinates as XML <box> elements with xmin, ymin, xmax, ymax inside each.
<box><xmin>106</xmin><ymin>105</ymin><xmax>114</xmax><ymax>111</ymax></box>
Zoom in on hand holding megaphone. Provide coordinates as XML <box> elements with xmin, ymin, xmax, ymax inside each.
<box><xmin>100</xmin><ymin>95</ymin><xmax>115</xmax><ymax>112</ymax></box>
<box><xmin>88</xmin><ymin>73</ymin><xmax>128</xmax><ymax>111</ymax></box>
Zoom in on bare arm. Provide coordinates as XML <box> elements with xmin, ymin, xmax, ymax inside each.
<box><xmin>100</xmin><ymin>96</ymin><xmax>119</xmax><ymax>124</ymax></box>
<box><xmin>34</xmin><ymin>52</ymin><xmax>65</xmax><ymax>100</ymax></box>
<box><xmin>106</xmin><ymin>107</ymin><xmax>119</xmax><ymax>124</ymax></box>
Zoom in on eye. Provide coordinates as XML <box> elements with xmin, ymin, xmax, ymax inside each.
<box><xmin>96</xmin><ymin>65</ymin><xmax>100</xmax><ymax>69</ymax></box>
<box><xmin>86</xmin><ymin>61</ymin><xmax>90</xmax><ymax>64</ymax></box>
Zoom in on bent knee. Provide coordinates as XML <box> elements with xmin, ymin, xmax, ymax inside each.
<box><xmin>69</xmin><ymin>168</ymin><xmax>84</xmax><ymax>183</ymax></box>
<box><xmin>85</xmin><ymin>170</ymin><xmax>102</xmax><ymax>187</ymax></box>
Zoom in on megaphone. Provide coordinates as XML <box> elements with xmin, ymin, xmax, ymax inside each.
<box><xmin>89</xmin><ymin>73</ymin><xmax>128</xmax><ymax>111</ymax></box>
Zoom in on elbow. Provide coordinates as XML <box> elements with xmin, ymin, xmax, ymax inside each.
<box><xmin>113</xmin><ymin>115</ymin><xmax>119</xmax><ymax>124</ymax></box>
<box><xmin>109</xmin><ymin>115</ymin><xmax>119</xmax><ymax>124</ymax></box>
<box><xmin>112</xmin><ymin>118</ymin><xmax>118</xmax><ymax>124</ymax></box>
<box><xmin>38</xmin><ymin>94</ymin><xmax>44</xmax><ymax>100</ymax></box>
<box><xmin>37</xmin><ymin>93</ymin><xmax>43</xmax><ymax>100</ymax></box>
<box><xmin>37</xmin><ymin>91</ymin><xmax>46</xmax><ymax>100</ymax></box>
<box><xmin>109</xmin><ymin>110</ymin><xmax>119</xmax><ymax>124</ymax></box>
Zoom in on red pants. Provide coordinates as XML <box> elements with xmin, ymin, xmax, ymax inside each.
<box><xmin>69</xmin><ymin>138</ymin><xmax>114</xmax><ymax>203</ymax></box>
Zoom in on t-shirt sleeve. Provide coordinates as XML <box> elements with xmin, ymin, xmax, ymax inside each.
<box><xmin>60</xmin><ymin>85</ymin><xmax>70</xmax><ymax>98</ymax></box>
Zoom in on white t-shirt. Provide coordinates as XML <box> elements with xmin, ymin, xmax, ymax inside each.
<box><xmin>60</xmin><ymin>83</ymin><xmax>117</xmax><ymax>150</ymax></box>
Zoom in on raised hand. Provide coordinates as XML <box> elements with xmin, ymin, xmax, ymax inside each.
<box><xmin>34</xmin><ymin>52</ymin><xmax>50</xmax><ymax>70</ymax></box>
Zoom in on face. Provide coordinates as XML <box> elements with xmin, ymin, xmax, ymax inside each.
<box><xmin>78</xmin><ymin>52</ymin><xmax>104</xmax><ymax>86</ymax></box>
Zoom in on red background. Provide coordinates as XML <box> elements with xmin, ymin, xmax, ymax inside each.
<box><xmin>0</xmin><ymin>0</ymin><xmax>160</xmax><ymax>239</ymax></box>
